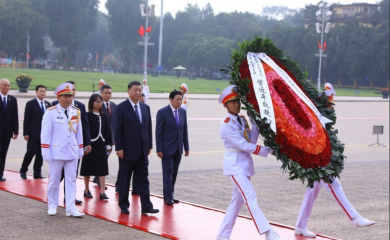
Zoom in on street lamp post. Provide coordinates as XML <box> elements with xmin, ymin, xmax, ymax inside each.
<box><xmin>315</xmin><ymin>2</ymin><xmax>332</xmax><ymax>92</ymax></box>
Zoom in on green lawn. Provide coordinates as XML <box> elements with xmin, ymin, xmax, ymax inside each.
<box><xmin>0</xmin><ymin>68</ymin><xmax>229</xmax><ymax>94</ymax></box>
<box><xmin>0</xmin><ymin>68</ymin><xmax>383</xmax><ymax>97</ymax></box>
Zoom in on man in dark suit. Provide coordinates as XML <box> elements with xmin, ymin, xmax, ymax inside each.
<box><xmin>156</xmin><ymin>91</ymin><xmax>189</xmax><ymax>205</ymax></box>
<box><xmin>0</xmin><ymin>79</ymin><xmax>18</xmax><ymax>181</ymax></box>
<box><xmin>116</xmin><ymin>81</ymin><xmax>158</xmax><ymax>215</ymax></box>
<box><xmin>20</xmin><ymin>85</ymin><xmax>51</xmax><ymax>179</ymax></box>
<box><xmin>93</xmin><ymin>84</ymin><xmax>117</xmax><ymax>188</ymax></box>
<box><xmin>52</xmin><ymin>81</ymin><xmax>90</xmax><ymax>204</ymax></box>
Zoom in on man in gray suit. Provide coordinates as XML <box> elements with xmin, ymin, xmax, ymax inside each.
<box><xmin>156</xmin><ymin>91</ymin><xmax>189</xmax><ymax>206</ymax></box>
<box><xmin>93</xmin><ymin>85</ymin><xmax>117</xmax><ymax>188</ymax></box>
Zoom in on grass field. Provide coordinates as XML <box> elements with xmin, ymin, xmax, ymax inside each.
<box><xmin>0</xmin><ymin>68</ymin><xmax>384</xmax><ymax>97</ymax></box>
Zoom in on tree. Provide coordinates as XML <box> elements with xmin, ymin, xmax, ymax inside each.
<box><xmin>0</xmin><ymin>0</ymin><xmax>49</xmax><ymax>59</ymax></box>
<box><xmin>76</xmin><ymin>11</ymin><xmax>114</xmax><ymax>68</ymax></box>
<box><xmin>44</xmin><ymin>0</ymin><xmax>98</xmax><ymax>64</ymax></box>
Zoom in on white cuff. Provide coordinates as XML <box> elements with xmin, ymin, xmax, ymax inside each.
<box><xmin>259</xmin><ymin>146</ymin><xmax>271</xmax><ymax>157</ymax></box>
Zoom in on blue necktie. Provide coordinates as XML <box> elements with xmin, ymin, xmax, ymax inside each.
<box><xmin>40</xmin><ymin>102</ymin><xmax>45</xmax><ymax>114</ymax></box>
<box><xmin>3</xmin><ymin>97</ymin><xmax>6</xmax><ymax>110</ymax></box>
<box><xmin>174</xmin><ymin>109</ymin><xmax>179</xmax><ymax>127</ymax></box>
<box><xmin>134</xmin><ymin>105</ymin><xmax>141</xmax><ymax>124</ymax></box>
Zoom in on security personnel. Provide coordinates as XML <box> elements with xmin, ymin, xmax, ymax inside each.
<box><xmin>96</xmin><ymin>79</ymin><xmax>106</xmax><ymax>94</ymax></box>
<box><xmin>142</xmin><ymin>79</ymin><xmax>150</xmax><ymax>104</ymax></box>
<box><xmin>41</xmin><ymin>83</ymin><xmax>85</xmax><ymax>217</ymax></box>
<box><xmin>295</xmin><ymin>84</ymin><xmax>375</xmax><ymax>238</ymax></box>
<box><xmin>216</xmin><ymin>85</ymin><xmax>282</xmax><ymax>240</ymax></box>
<box><xmin>179</xmin><ymin>83</ymin><xmax>189</xmax><ymax>110</ymax></box>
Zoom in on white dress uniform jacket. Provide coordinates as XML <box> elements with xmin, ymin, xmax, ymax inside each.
<box><xmin>41</xmin><ymin>105</ymin><xmax>83</xmax><ymax>161</ymax></box>
<box><xmin>142</xmin><ymin>85</ymin><xmax>150</xmax><ymax>103</ymax></box>
<box><xmin>180</xmin><ymin>95</ymin><xmax>189</xmax><ymax>110</ymax></box>
<box><xmin>220</xmin><ymin>113</ymin><xmax>265</xmax><ymax>177</ymax></box>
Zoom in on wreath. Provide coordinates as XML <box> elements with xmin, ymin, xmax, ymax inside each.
<box><xmin>221</xmin><ymin>37</ymin><xmax>346</xmax><ymax>187</ymax></box>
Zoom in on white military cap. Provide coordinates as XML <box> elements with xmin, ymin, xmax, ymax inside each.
<box><xmin>180</xmin><ymin>83</ymin><xmax>188</xmax><ymax>93</ymax></box>
<box><xmin>143</xmin><ymin>79</ymin><xmax>147</xmax><ymax>82</ymax></box>
<box><xmin>54</xmin><ymin>83</ymin><xmax>73</xmax><ymax>97</ymax></box>
<box><xmin>219</xmin><ymin>85</ymin><xmax>239</xmax><ymax>104</ymax></box>
<box><xmin>99</xmin><ymin>79</ymin><xmax>106</xmax><ymax>85</ymax></box>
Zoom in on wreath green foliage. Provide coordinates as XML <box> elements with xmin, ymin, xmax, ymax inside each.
<box><xmin>220</xmin><ymin>37</ymin><xmax>346</xmax><ymax>187</ymax></box>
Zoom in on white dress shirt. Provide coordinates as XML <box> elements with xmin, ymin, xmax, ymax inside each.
<box><xmin>104</xmin><ymin>100</ymin><xmax>110</xmax><ymax>111</ymax></box>
<box><xmin>129</xmin><ymin>99</ymin><xmax>142</xmax><ymax>124</ymax></box>
<box><xmin>36</xmin><ymin>97</ymin><xmax>46</xmax><ymax>111</ymax></box>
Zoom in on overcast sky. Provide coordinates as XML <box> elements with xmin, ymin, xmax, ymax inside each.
<box><xmin>98</xmin><ymin>0</ymin><xmax>379</xmax><ymax>16</ymax></box>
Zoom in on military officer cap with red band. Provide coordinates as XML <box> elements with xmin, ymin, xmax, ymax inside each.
<box><xmin>99</xmin><ymin>79</ymin><xmax>106</xmax><ymax>85</ymax></box>
<box><xmin>219</xmin><ymin>85</ymin><xmax>240</xmax><ymax>104</ymax></box>
<box><xmin>54</xmin><ymin>83</ymin><xmax>73</xmax><ymax>97</ymax></box>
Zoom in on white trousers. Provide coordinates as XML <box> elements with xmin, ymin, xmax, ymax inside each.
<box><xmin>218</xmin><ymin>175</ymin><xmax>271</xmax><ymax>237</ymax></box>
<box><xmin>47</xmin><ymin>159</ymin><xmax>78</xmax><ymax>212</ymax></box>
<box><xmin>296</xmin><ymin>178</ymin><xmax>359</xmax><ymax>228</ymax></box>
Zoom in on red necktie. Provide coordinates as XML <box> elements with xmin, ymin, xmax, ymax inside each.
<box><xmin>106</xmin><ymin>103</ymin><xmax>111</xmax><ymax>117</ymax></box>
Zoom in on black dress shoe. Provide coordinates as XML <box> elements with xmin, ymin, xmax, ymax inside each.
<box><xmin>0</xmin><ymin>177</ymin><xmax>6</xmax><ymax>181</ymax></box>
<box><xmin>20</xmin><ymin>172</ymin><xmax>27</xmax><ymax>180</ymax></box>
<box><xmin>121</xmin><ymin>208</ymin><xmax>130</xmax><ymax>214</ymax></box>
<box><xmin>100</xmin><ymin>193</ymin><xmax>109</xmax><ymax>201</ymax></box>
<box><xmin>164</xmin><ymin>200</ymin><xmax>174</xmax><ymax>206</ymax></box>
<box><xmin>173</xmin><ymin>198</ymin><xmax>180</xmax><ymax>203</ymax></box>
<box><xmin>84</xmin><ymin>190</ymin><xmax>93</xmax><ymax>198</ymax></box>
<box><xmin>131</xmin><ymin>189</ymin><xmax>139</xmax><ymax>195</ymax></box>
<box><xmin>33</xmin><ymin>174</ymin><xmax>45</xmax><ymax>179</ymax></box>
<box><xmin>64</xmin><ymin>198</ymin><xmax>83</xmax><ymax>204</ymax></box>
<box><xmin>141</xmin><ymin>208</ymin><xmax>159</xmax><ymax>214</ymax></box>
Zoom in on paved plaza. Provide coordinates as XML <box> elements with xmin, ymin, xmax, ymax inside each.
<box><xmin>1</xmin><ymin>90</ymin><xmax>389</xmax><ymax>240</ymax></box>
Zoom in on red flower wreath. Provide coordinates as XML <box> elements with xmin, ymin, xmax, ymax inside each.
<box><xmin>239</xmin><ymin>58</ymin><xmax>332</xmax><ymax>169</ymax></box>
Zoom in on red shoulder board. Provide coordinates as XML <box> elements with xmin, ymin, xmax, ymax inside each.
<box><xmin>224</xmin><ymin>117</ymin><xmax>230</xmax><ymax>123</ymax></box>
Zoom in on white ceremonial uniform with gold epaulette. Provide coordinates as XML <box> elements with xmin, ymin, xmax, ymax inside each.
<box><xmin>142</xmin><ymin>82</ymin><xmax>150</xmax><ymax>104</ymax></box>
<box><xmin>180</xmin><ymin>83</ymin><xmax>189</xmax><ymax>111</ymax></box>
<box><xmin>41</xmin><ymin>84</ymin><xmax>83</xmax><ymax>215</ymax></box>
<box><xmin>217</xmin><ymin>85</ymin><xmax>282</xmax><ymax>240</ymax></box>
<box><xmin>180</xmin><ymin>95</ymin><xmax>189</xmax><ymax>110</ymax></box>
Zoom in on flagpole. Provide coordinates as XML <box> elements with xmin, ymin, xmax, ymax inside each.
<box><xmin>158</xmin><ymin>0</ymin><xmax>164</xmax><ymax>75</ymax></box>
<box><xmin>143</xmin><ymin>0</ymin><xmax>149</xmax><ymax>81</ymax></box>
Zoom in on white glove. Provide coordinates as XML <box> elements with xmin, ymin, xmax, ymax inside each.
<box><xmin>43</xmin><ymin>156</ymin><xmax>51</xmax><ymax>162</ymax></box>
<box><xmin>258</xmin><ymin>146</ymin><xmax>272</xmax><ymax>157</ymax></box>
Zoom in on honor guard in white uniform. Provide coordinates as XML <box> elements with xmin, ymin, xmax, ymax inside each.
<box><xmin>41</xmin><ymin>83</ymin><xmax>85</xmax><ymax>217</ymax></box>
<box><xmin>95</xmin><ymin>79</ymin><xmax>106</xmax><ymax>94</ymax></box>
<box><xmin>216</xmin><ymin>85</ymin><xmax>282</xmax><ymax>240</ymax></box>
<box><xmin>142</xmin><ymin>79</ymin><xmax>150</xmax><ymax>104</ymax></box>
<box><xmin>295</xmin><ymin>84</ymin><xmax>375</xmax><ymax>238</ymax></box>
<box><xmin>179</xmin><ymin>83</ymin><xmax>189</xmax><ymax>110</ymax></box>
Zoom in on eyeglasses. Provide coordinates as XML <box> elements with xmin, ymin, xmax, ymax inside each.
<box><xmin>95</xmin><ymin>101</ymin><xmax>103</xmax><ymax>104</ymax></box>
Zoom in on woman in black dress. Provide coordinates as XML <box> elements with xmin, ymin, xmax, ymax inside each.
<box><xmin>80</xmin><ymin>94</ymin><xmax>112</xmax><ymax>200</ymax></box>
